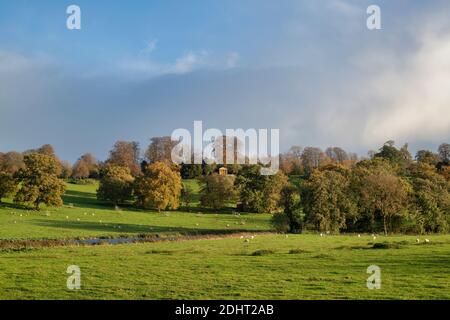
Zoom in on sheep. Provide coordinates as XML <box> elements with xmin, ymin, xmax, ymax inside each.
<box><xmin>373</xmin><ymin>236</ymin><xmax>377</xmax><ymax>240</ymax></box>
<box><xmin>416</xmin><ymin>238</ymin><xmax>420</xmax><ymax>243</ymax></box>
<box><xmin>358</xmin><ymin>234</ymin><xmax>361</xmax><ymax>238</ymax></box>
<box><xmin>320</xmin><ymin>233</ymin><xmax>324</xmax><ymax>237</ymax></box>
<box><xmin>425</xmin><ymin>239</ymin><xmax>430</xmax><ymax>243</ymax></box>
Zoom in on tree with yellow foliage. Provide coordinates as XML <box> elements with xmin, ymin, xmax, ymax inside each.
<box><xmin>134</xmin><ymin>162</ymin><xmax>182</xmax><ymax>212</ymax></box>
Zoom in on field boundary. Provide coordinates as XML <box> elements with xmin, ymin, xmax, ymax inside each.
<box><xmin>0</xmin><ymin>230</ymin><xmax>274</xmax><ymax>250</ymax></box>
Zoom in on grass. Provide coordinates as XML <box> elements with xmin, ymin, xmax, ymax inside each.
<box><xmin>0</xmin><ymin>180</ymin><xmax>271</xmax><ymax>240</ymax></box>
<box><xmin>0</xmin><ymin>179</ymin><xmax>449</xmax><ymax>300</ymax></box>
<box><xmin>0</xmin><ymin>234</ymin><xmax>449</xmax><ymax>299</ymax></box>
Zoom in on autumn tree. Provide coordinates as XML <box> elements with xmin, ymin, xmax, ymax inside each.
<box><xmin>235</xmin><ymin>165</ymin><xmax>289</xmax><ymax>213</ymax></box>
<box><xmin>97</xmin><ymin>165</ymin><xmax>134</xmax><ymax>205</ymax></box>
<box><xmin>0</xmin><ymin>151</ymin><xmax>24</xmax><ymax>174</ymax></box>
<box><xmin>199</xmin><ymin>173</ymin><xmax>236</xmax><ymax>210</ymax></box>
<box><xmin>280</xmin><ymin>146</ymin><xmax>303</xmax><ymax>176</ymax></box>
<box><xmin>14</xmin><ymin>153</ymin><xmax>66</xmax><ymax>210</ymax></box>
<box><xmin>59</xmin><ymin>160</ymin><xmax>73</xmax><ymax>179</ymax></box>
<box><xmin>302</xmin><ymin>147</ymin><xmax>329</xmax><ymax>176</ymax></box>
<box><xmin>356</xmin><ymin>164</ymin><xmax>411</xmax><ymax>235</ymax></box>
<box><xmin>74</xmin><ymin>153</ymin><xmax>99</xmax><ymax>178</ymax></box>
<box><xmin>134</xmin><ymin>162</ymin><xmax>182</xmax><ymax>212</ymax></box>
<box><xmin>145</xmin><ymin>136</ymin><xmax>177</xmax><ymax>164</ymax></box>
<box><xmin>107</xmin><ymin>141</ymin><xmax>141</xmax><ymax>176</ymax></box>
<box><xmin>0</xmin><ymin>171</ymin><xmax>18</xmax><ymax>202</ymax></box>
<box><xmin>325</xmin><ymin>147</ymin><xmax>348</xmax><ymax>164</ymax></box>
<box><xmin>72</xmin><ymin>158</ymin><xmax>90</xmax><ymax>179</ymax></box>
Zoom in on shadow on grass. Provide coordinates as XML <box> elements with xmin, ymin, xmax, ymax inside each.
<box><xmin>0</xmin><ymin>202</ymin><xmax>32</xmax><ymax>211</ymax></box>
<box><xmin>62</xmin><ymin>190</ymin><xmax>137</xmax><ymax>211</ymax></box>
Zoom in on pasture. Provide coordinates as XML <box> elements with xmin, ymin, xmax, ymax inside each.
<box><xmin>0</xmin><ymin>180</ymin><xmax>449</xmax><ymax>299</ymax></box>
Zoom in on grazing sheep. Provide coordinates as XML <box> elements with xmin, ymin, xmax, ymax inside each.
<box><xmin>373</xmin><ymin>236</ymin><xmax>377</xmax><ymax>240</ymax></box>
<box><xmin>416</xmin><ymin>238</ymin><xmax>420</xmax><ymax>243</ymax></box>
<box><xmin>358</xmin><ymin>234</ymin><xmax>361</xmax><ymax>238</ymax></box>
<box><xmin>244</xmin><ymin>239</ymin><xmax>250</xmax><ymax>243</ymax></box>
<box><xmin>320</xmin><ymin>233</ymin><xmax>324</xmax><ymax>237</ymax></box>
<box><xmin>425</xmin><ymin>239</ymin><xmax>430</xmax><ymax>243</ymax></box>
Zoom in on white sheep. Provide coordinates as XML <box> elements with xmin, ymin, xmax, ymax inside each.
<box><xmin>425</xmin><ymin>239</ymin><xmax>430</xmax><ymax>243</ymax></box>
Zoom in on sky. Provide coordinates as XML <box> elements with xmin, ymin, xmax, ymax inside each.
<box><xmin>0</xmin><ymin>0</ymin><xmax>449</xmax><ymax>163</ymax></box>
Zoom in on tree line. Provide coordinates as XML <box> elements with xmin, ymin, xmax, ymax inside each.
<box><xmin>0</xmin><ymin>139</ymin><xmax>448</xmax><ymax>235</ymax></box>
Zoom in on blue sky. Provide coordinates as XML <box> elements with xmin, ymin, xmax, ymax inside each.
<box><xmin>0</xmin><ymin>0</ymin><xmax>449</xmax><ymax>162</ymax></box>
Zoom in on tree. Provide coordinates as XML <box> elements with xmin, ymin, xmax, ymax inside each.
<box><xmin>410</xmin><ymin>163</ymin><xmax>449</xmax><ymax>233</ymax></box>
<box><xmin>107</xmin><ymin>141</ymin><xmax>141</xmax><ymax>176</ymax></box>
<box><xmin>374</xmin><ymin>141</ymin><xmax>412</xmax><ymax>174</ymax></box>
<box><xmin>272</xmin><ymin>184</ymin><xmax>303</xmax><ymax>233</ymax></box>
<box><xmin>202</xmin><ymin>160</ymin><xmax>217</xmax><ymax>175</ymax></box>
<box><xmin>438</xmin><ymin>143</ymin><xmax>450</xmax><ymax>163</ymax></box>
<box><xmin>303</xmin><ymin>166</ymin><xmax>357</xmax><ymax>233</ymax></box>
<box><xmin>72</xmin><ymin>159</ymin><xmax>90</xmax><ymax>179</ymax></box>
<box><xmin>181</xmin><ymin>184</ymin><xmax>195</xmax><ymax>209</ymax></box>
<box><xmin>357</xmin><ymin>170</ymin><xmax>410</xmax><ymax>235</ymax></box>
<box><xmin>14</xmin><ymin>153</ymin><xmax>66</xmax><ymax>210</ymax></box>
<box><xmin>59</xmin><ymin>160</ymin><xmax>73</xmax><ymax>179</ymax></box>
<box><xmin>0</xmin><ymin>151</ymin><xmax>24</xmax><ymax>174</ymax></box>
<box><xmin>416</xmin><ymin>150</ymin><xmax>440</xmax><ymax>166</ymax></box>
<box><xmin>134</xmin><ymin>162</ymin><xmax>182</xmax><ymax>212</ymax></box>
<box><xmin>0</xmin><ymin>172</ymin><xmax>18</xmax><ymax>202</ymax></box>
<box><xmin>325</xmin><ymin>147</ymin><xmax>348</xmax><ymax>164</ymax></box>
<box><xmin>280</xmin><ymin>146</ymin><xmax>303</xmax><ymax>176</ymax></box>
<box><xmin>199</xmin><ymin>173</ymin><xmax>236</xmax><ymax>210</ymax></box>
<box><xmin>72</xmin><ymin>153</ymin><xmax>98</xmax><ymax>179</ymax></box>
<box><xmin>97</xmin><ymin>165</ymin><xmax>134</xmax><ymax>205</ymax></box>
<box><xmin>302</xmin><ymin>147</ymin><xmax>329</xmax><ymax>176</ymax></box>
<box><xmin>145</xmin><ymin>136</ymin><xmax>177</xmax><ymax>164</ymax></box>
<box><xmin>180</xmin><ymin>163</ymin><xmax>203</xmax><ymax>179</ymax></box>
<box><xmin>236</xmin><ymin>165</ymin><xmax>289</xmax><ymax>213</ymax></box>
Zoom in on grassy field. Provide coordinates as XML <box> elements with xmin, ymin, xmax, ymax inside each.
<box><xmin>0</xmin><ymin>234</ymin><xmax>449</xmax><ymax>299</ymax></box>
<box><xmin>0</xmin><ymin>180</ymin><xmax>449</xmax><ymax>299</ymax></box>
<box><xmin>0</xmin><ymin>180</ymin><xmax>271</xmax><ymax>240</ymax></box>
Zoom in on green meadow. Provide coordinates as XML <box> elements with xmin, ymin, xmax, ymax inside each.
<box><xmin>0</xmin><ymin>180</ymin><xmax>449</xmax><ymax>299</ymax></box>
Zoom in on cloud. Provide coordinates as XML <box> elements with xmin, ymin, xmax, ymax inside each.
<box><xmin>361</xmin><ymin>31</ymin><xmax>450</xmax><ymax>144</ymax></box>
<box><xmin>121</xmin><ymin>48</ymin><xmax>240</xmax><ymax>78</ymax></box>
